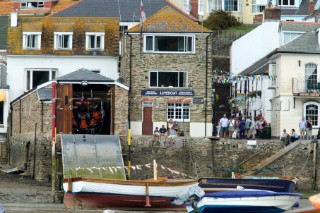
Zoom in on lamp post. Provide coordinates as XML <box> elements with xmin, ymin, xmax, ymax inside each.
<box><xmin>212</xmin><ymin>71</ymin><xmax>218</xmax><ymax>136</ymax></box>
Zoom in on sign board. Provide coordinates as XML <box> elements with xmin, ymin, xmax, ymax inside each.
<box><xmin>193</xmin><ymin>98</ymin><xmax>204</xmax><ymax>104</ymax></box>
<box><xmin>247</xmin><ymin>140</ymin><xmax>257</xmax><ymax>146</ymax></box>
<box><xmin>141</xmin><ymin>90</ymin><xmax>194</xmax><ymax>96</ymax></box>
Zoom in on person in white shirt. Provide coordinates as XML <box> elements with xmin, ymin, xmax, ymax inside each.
<box><xmin>228</xmin><ymin>116</ymin><xmax>236</xmax><ymax>139</ymax></box>
<box><xmin>219</xmin><ymin>114</ymin><xmax>229</xmax><ymax>138</ymax></box>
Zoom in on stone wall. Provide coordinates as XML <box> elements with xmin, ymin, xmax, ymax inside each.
<box><xmin>120</xmin><ymin>34</ymin><xmax>213</xmax><ymax>128</ymax></box>
<box><xmin>114</xmin><ymin>85</ymin><xmax>128</xmax><ymax>137</ymax></box>
<box><xmin>10</xmin><ymin>90</ymin><xmax>52</xmax><ymax>181</ymax></box>
<box><xmin>122</xmin><ymin>137</ymin><xmax>319</xmax><ymax>190</ymax></box>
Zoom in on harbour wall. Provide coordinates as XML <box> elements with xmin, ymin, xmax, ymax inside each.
<box><xmin>122</xmin><ymin>137</ymin><xmax>320</xmax><ymax>190</ymax></box>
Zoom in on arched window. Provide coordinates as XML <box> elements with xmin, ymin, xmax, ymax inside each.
<box><xmin>305</xmin><ymin>63</ymin><xmax>317</xmax><ymax>90</ymax></box>
<box><xmin>304</xmin><ymin>102</ymin><xmax>320</xmax><ymax>127</ymax></box>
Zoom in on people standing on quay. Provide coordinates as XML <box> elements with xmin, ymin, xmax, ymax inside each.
<box><xmin>239</xmin><ymin>117</ymin><xmax>246</xmax><ymax>139</ymax></box>
<box><xmin>228</xmin><ymin>116</ymin><xmax>236</xmax><ymax>139</ymax></box>
<box><xmin>245</xmin><ymin>117</ymin><xmax>252</xmax><ymax>138</ymax></box>
<box><xmin>219</xmin><ymin>114</ymin><xmax>229</xmax><ymax>138</ymax></box>
<box><xmin>299</xmin><ymin>116</ymin><xmax>307</xmax><ymax>140</ymax></box>
<box><xmin>307</xmin><ymin>117</ymin><xmax>313</xmax><ymax>140</ymax></box>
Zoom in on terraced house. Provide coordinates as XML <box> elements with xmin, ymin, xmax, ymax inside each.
<box><xmin>120</xmin><ymin>6</ymin><xmax>213</xmax><ymax>137</ymax></box>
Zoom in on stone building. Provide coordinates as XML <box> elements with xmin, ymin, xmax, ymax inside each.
<box><xmin>9</xmin><ymin>69</ymin><xmax>128</xmax><ymax>181</ymax></box>
<box><xmin>120</xmin><ymin>6</ymin><xmax>213</xmax><ymax>137</ymax></box>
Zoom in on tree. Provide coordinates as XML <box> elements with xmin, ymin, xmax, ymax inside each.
<box><xmin>203</xmin><ymin>10</ymin><xmax>240</xmax><ymax>30</ymax></box>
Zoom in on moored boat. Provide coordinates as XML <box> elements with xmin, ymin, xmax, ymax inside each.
<box><xmin>63</xmin><ymin>177</ymin><xmax>198</xmax><ymax>210</ymax></box>
<box><xmin>199</xmin><ymin>177</ymin><xmax>297</xmax><ymax>193</ymax></box>
<box><xmin>186</xmin><ymin>190</ymin><xmax>302</xmax><ymax>213</ymax></box>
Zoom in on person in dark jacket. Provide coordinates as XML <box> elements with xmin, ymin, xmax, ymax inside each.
<box><xmin>239</xmin><ymin>118</ymin><xmax>246</xmax><ymax>139</ymax></box>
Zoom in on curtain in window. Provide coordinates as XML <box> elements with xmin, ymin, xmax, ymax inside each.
<box><xmin>305</xmin><ymin>63</ymin><xmax>317</xmax><ymax>90</ymax></box>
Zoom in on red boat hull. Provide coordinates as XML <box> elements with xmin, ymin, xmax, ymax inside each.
<box><xmin>64</xmin><ymin>192</ymin><xmax>185</xmax><ymax>210</ymax></box>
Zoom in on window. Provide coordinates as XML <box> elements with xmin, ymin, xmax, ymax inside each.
<box><xmin>149</xmin><ymin>71</ymin><xmax>187</xmax><ymax>88</ymax></box>
<box><xmin>252</xmin><ymin>0</ymin><xmax>265</xmax><ymax>13</ymax></box>
<box><xmin>282</xmin><ymin>32</ymin><xmax>303</xmax><ymax>45</ymax></box>
<box><xmin>145</xmin><ymin>35</ymin><xmax>194</xmax><ymax>53</ymax></box>
<box><xmin>304</xmin><ymin>102</ymin><xmax>320</xmax><ymax>127</ymax></box>
<box><xmin>305</xmin><ymin>63</ymin><xmax>317</xmax><ymax>91</ymax></box>
<box><xmin>279</xmin><ymin>0</ymin><xmax>295</xmax><ymax>6</ymax></box>
<box><xmin>208</xmin><ymin>0</ymin><xmax>222</xmax><ymax>11</ymax></box>
<box><xmin>269</xmin><ymin>63</ymin><xmax>277</xmax><ymax>88</ymax></box>
<box><xmin>198</xmin><ymin>0</ymin><xmax>204</xmax><ymax>15</ymax></box>
<box><xmin>167</xmin><ymin>103</ymin><xmax>190</xmax><ymax>121</ymax></box>
<box><xmin>86</xmin><ymin>32</ymin><xmax>105</xmax><ymax>50</ymax></box>
<box><xmin>21</xmin><ymin>1</ymin><xmax>44</xmax><ymax>8</ymax></box>
<box><xmin>224</xmin><ymin>0</ymin><xmax>239</xmax><ymax>11</ymax></box>
<box><xmin>183</xmin><ymin>0</ymin><xmax>190</xmax><ymax>13</ymax></box>
<box><xmin>23</xmin><ymin>32</ymin><xmax>41</xmax><ymax>50</ymax></box>
<box><xmin>26</xmin><ymin>69</ymin><xmax>57</xmax><ymax>90</ymax></box>
<box><xmin>54</xmin><ymin>32</ymin><xmax>73</xmax><ymax>50</ymax></box>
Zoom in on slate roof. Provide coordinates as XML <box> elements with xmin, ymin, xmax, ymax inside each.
<box><xmin>0</xmin><ymin>16</ymin><xmax>8</xmax><ymax>50</ymax></box>
<box><xmin>55</xmin><ymin>68</ymin><xmax>114</xmax><ymax>82</ymax></box>
<box><xmin>278</xmin><ymin>30</ymin><xmax>320</xmax><ymax>53</ymax></box>
<box><xmin>128</xmin><ymin>6</ymin><xmax>211</xmax><ymax>33</ymax></box>
<box><xmin>281</xmin><ymin>0</ymin><xmax>318</xmax><ymax>16</ymax></box>
<box><xmin>280</xmin><ymin>21</ymin><xmax>320</xmax><ymax>32</ymax></box>
<box><xmin>238</xmin><ymin>51</ymin><xmax>276</xmax><ymax>76</ymax></box>
<box><xmin>37</xmin><ymin>88</ymin><xmax>52</xmax><ymax>101</ymax></box>
<box><xmin>51</xmin><ymin>0</ymin><xmax>197</xmax><ymax>22</ymax></box>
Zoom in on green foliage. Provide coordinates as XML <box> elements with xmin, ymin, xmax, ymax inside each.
<box><xmin>204</xmin><ymin>10</ymin><xmax>240</xmax><ymax>30</ymax></box>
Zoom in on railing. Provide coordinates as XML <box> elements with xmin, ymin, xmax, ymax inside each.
<box><xmin>292</xmin><ymin>78</ymin><xmax>319</xmax><ymax>94</ymax></box>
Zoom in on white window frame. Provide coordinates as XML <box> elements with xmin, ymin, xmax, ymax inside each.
<box><xmin>144</xmin><ymin>34</ymin><xmax>195</xmax><ymax>54</ymax></box>
<box><xmin>207</xmin><ymin>0</ymin><xmax>222</xmax><ymax>11</ymax></box>
<box><xmin>22</xmin><ymin>32</ymin><xmax>41</xmax><ymax>50</ymax></box>
<box><xmin>224</xmin><ymin>0</ymin><xmax>239</xmax><ymax>12</ymax></box>
<box><xmin>149</xmin><ymin>70</ymin><xmax>188</xmax><ymax>88</ymax></box>
<box><xmin>304</xmin><ymin>101</ymin><xmax>320</xmax><ymax>128</ymax></box>
<box><xmin>183</xmin><ymin>0</ymin><xmax>190</xmax><ymax>13</ymax></box>
<box><xmin>198</xmin><ymin>0</ymin><xmax>204</xmax><ymax>15</ymax></box>
<box><xmin>281</xmin><ymin>31</ymin><xmax>304</xmax><ymax>45</ymax></box>
<box><xmin>25</xmin><ymin>68</ymin><xmax>57</xmax><ymax>91</ymax></box>
<box><xmin>86</xmin><ymin>32</ymin><xmax>105</xmax><ymax>51</ymax></box>
<box><xmin>54</xmin><ymin>32</ymin><xmax>73</xmax><ymax>50</ymax></box>
<box><xmin>279</xmin><ymin>0</ymin><xmax>295</xmax><ymax>6</ymax></box>
<box><xmin>167</xmin><ymin>103</ymin><xmax>190</xmax><ymax>122</ymax></box>
<box><xmin>21</xmin><ymin>1</ymin><xmax>44</xmax><ymax>9</ymax></box>
<box><xmin>252</xmin><ymin>0</ymin><xmax>265</xmax><ymax>13</ymax></box>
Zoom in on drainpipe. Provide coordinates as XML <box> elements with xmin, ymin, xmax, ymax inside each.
<box><xmin>19</xmin><ymin>99</ymin><xmax>21</xmax><ymax>133</ymax></box>
<box><xmin>51</xmin><ymin>82</ymin><xmax>57</xmax><ymax>203</ymax></box>
<box><xmin>41</xmin><ymin>101</ymin><xmax>43</xmax><ymax>132</ymax></box>
<box><xmin>205</xmin><ymin>33</ymin><xmax>212</xmax><ymax>137</ymax></box>
<box><xmin>33</xmin><ymin>123</ymin><xmax>37</xmax><ymax>179</ymax></box>
<box><xmin>127</xmin><ymin>33</ymin><xmax>133</xmax><ymax>179</ymax></box>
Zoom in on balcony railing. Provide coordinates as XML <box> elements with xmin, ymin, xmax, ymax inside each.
<box><xmin>292</xmin><ymin>78</ymin><xmax>320</xmax><ymax>96</ymax></box>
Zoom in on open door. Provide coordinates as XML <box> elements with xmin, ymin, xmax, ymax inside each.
<box><xmin>56</xmin><ymin>84</ymin><xmax>73</xmax><ymax>134</ymax></box>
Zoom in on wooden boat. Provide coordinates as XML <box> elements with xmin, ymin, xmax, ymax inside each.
<box><xmin>186</xmin><ymin>190</ymin><xmax>302</xmax><ymax>213</ymax></box>
<box><xmin>199</xmin><ymin>177</ymin><xmax>297</xmax><ymax>193</ymax></box>
<box><xmin>63</xmin><ymin>177</ymin><xmax>198</xmax><ymax>210</ymax></box>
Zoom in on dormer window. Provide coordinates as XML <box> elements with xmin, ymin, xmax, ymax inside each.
<box><xmin>144</xmin><ymin>34</ymin><xmax>194</xmax><ymax>53</ymax></box>
<box><xmin>23</xmin><ymin>32</ymin><xmax>41</xmax><ymax>50</ymax></box>
<box><xmin>21</xmin><ymin>1</ymin><xmax>44</xmax><ymax>9</ymax></box>
<box><xmin>54</xmin><ymin>32</ymin><xmax>73</xmax><ymax>50</ymax></box>
<box><xmin>86</xmin><ymin>32</ymin><xmax>105</xmax><ymax>51</ymax></box>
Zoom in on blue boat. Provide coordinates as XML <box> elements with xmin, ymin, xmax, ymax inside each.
<box><xmin>186</xmin><ymin>190</ymin><xmax>303</xmax><ymax>213</ymax></box>
<box><xmin>199</xmin><ymin>177</ymin><xmax>297</xmax><ymax>193</ymax></box>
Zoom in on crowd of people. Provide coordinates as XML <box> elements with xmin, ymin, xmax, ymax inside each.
<box><xmin>218</xmin><ymin>112</ymin><xmax>267</xmax><ymax>139</ymax></box>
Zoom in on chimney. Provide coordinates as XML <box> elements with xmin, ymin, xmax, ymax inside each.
<box><xmin>10</xmin><ymin>12</ymin><xmax>17</xmax><ymax>27</ymax></box>
<box><xmin>263</xmin><ymin>7</ymin><xmax>281</xmax><ymax>21</ymax></box>
<box><xmin>189</xmin><ymin>0</ymin><xmax>198</xmax><ymax>18</ymax></box>
<box><xmin>309</xmin><ymin>0</ymin><xmax>315</xmax><ymax>15</ymax></box>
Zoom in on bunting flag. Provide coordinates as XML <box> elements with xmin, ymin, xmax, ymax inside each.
<box><xmin>140</xmin><ymin>0</ymin><xmax>146</xmax><ymax>23</ymax></box>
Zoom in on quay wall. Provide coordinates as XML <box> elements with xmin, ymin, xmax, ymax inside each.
<box><xmin>122</xmin><ymin>137</ymin><xmax>320</xmax><ymax>190</ymax></box>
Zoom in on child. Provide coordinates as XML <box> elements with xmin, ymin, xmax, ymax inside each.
<box><xmin>153</xmin><ymin>127</ymin><xmax>160</xmax><ymax>142</ymax></box>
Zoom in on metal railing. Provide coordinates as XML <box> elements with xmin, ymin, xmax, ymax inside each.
<box><xmin>292</xmin><ymin>78</ymin><xmax>319</xmax><ymax>93</ymax></box>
